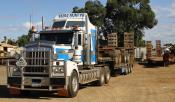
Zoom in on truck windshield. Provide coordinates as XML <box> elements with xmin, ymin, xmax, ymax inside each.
<box><xmin>66</xmin><ymin>21</ymin><xmax>85</xmax><ymax>27</ymax></box>
<box><xmin>52</xmin><ymin>21</ymin><xmax>66</xmax><ymax>28</ymax></box>
<box><xmin>40</xmin><ymin>33</ymin><xmax>73</xmax><ymax>44</ymax></box>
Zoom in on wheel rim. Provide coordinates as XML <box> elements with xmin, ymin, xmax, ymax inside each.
<box><xmin>72</xmin><ymin>76</ymin><xmax>78</xmax><ymax>92</ymax></box>
<box><xmin>101</xmin><ymin>73</ymin><xmax>105</xmax><ymax>83</ymax></box>
<box><xmin>106</xmin><ymin>71</ymin><xmax>110</xmax><ymax>81</ymax></box>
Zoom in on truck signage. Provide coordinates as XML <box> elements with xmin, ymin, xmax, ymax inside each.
<box><xmin>16</xmin><ymin>57</ymin><xmax>27</xmax><ymax>67</ymax></box>
<box><xmin>55</xmin><ymin>13</ymin><xmax>85</xmax><ymax>19</ymax></box>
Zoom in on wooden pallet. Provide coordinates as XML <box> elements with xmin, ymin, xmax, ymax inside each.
<box><xmin>107</xmin><ymin>33</ymin><xmax>118</xmax><ymax>47</ymax></box>
<box><xmin>124</xmin><ymin>32</ymin><xmax>134</xmax><ymax>49</ymax></box>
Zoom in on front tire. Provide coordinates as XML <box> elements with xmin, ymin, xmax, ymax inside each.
<box><xmin>97</xmin><ymin>68</ymin><xmax>105</xmax><ymax>86</ymax></box>
<box><xmin>68</xmin><ymin>70</ymin><xmax>79</xmax><ymax>98</ymax></box>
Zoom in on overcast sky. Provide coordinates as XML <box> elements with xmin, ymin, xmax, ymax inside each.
<box><xmin>0</xmin><ymin>0</ymin><xmax>174</xmax><ymax>46</ymax></box>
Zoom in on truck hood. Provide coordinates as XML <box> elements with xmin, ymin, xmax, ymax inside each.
<box><xmin>25</xmin><ymin>41</ymin><xmax>74</xmax><ymax>61</ymax></box>
<box><xmin>25</xmin><ymin>40</ymin><xmax>55</xmax><ymax>48</ymax></box>
<box><xmin>54</xmin><ymin>46</ymin><xmax>74</xmax><ymax>61</ymax></box>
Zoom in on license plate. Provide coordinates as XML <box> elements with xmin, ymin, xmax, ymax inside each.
<box><xmin>31</xmin><ymin>83</ymin><xmax>41</xmax><ymax>87</ymax></box>
<box><xmin>31</xmin><ymin>79</ymin><xmax>41</xmax><ymax>87</ymax></box>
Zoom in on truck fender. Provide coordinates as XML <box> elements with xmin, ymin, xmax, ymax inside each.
<box><xmin>65</xmin><ymin>61</ymin><xmax>79</xmax><ymax>77</ymax></box>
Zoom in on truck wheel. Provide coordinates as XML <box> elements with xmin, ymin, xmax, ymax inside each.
<box><xmin>126</xmin><ymin>68</ymin><xmax>129</xmax><ymax>74</ymax></box>
<box><xmin>130</xmin><ymin>65</ymin><xmax>133</xmax><ymax>73</ymax></box>
<box><xmin>104</xmin><ymin>66</ymin><xmax>110</xmax><ymax>84</ymax></box>
<box><xmin>68</xmin><ymin>70</ymin><xmax>79</xmax><ymax>97</ymax></box>
<box><xmin>128</xmin><ymin>66</ymin><xmax>131</xmax><ymax>73</ymax></box>
<box><xmin>130</xmin><ymin>65</ymin><xmax>132</xmax><ymax>73</ymax></box>
<box><xmin>124</xmin><ymin>68</ymin><xmax>128</xmax><ymax>75</ymax></box>
<box><xmin>97</xmin><ymin>68</ymin><xmax>105</xmax><ymax>86</ymax></box>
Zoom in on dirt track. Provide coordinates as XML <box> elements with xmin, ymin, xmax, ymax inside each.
<box><xmin>0</xmin><ymin>63</ymin><xmax>175</xmax><ymax>102</ymax></box>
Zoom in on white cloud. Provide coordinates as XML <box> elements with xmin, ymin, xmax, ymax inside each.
<box><xmin>23</xmin><ymin>21</ymin><xmax>42</xmax><ymax>30</ymax></box>
<box><xmin>0</xmin><ymin>21</ymin><xmax>43</xmax><ymax>41</ymax></box>
<box><xmin>152</xmin><ymin>2</ymin><xmax>175</xmax><ymax>18</ymax></box>
<box><xmin>145</xmin><ymin>23</ymin><xmax>175</xmax><ymax>45</ymax></box>
<box><xmin>145</xmin><ymin>1</ymin><xmax>175</xmax><ymax>46</ymax></box>
<box><xmin>23</xmin><ymin>22</ymin><xmax>31</xmax><ymax>29</ymax></box>
<box><xmin>163</xmin><ymin>2</ymin><xmax>175</xmax><ymax>18</ymax></box>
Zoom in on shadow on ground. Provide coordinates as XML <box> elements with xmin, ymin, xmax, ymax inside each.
<box><xmin>0</xmin><ymin>83</ymin><xmax>103</xmax><ymax>99</ymax></box>
<box><xmin>0</xmin><ymin>85</ymin><xmax>64</xmax><ymax>99</ymax></box>
<box><xmin>139</xmin><ymin>60</ymin><xmax>174</xmax><ymax>68</ymax></box>
<box><xmin>142</xmin><ymin>60</ymin><xmax>165</xmax><ymax>68</ymax></box>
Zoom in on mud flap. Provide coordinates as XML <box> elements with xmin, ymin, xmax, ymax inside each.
<box><xmin>57</xmin><ymin>76</ymin><xmax>69</xmax><ymax>97</ymax></box>
<box><xmin>9</xmin><ymin>87</ymin><xmax>20</xmax><ymax>95</ymax></box>
<box><xmin>58</xmin><ymin>88</ymin><xmax>69</xmax><ymax>97</ymax></box>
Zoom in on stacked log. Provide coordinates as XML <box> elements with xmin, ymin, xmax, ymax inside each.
<box><xmin>146</xmin><ymin>41</ymin><xmax>152</xmax><ymax>59</ymax></box>
<box><xmin>107</xmin><ymin>33</ymin><xmax>118</xmax><ymax>47</ymax></box>
<box><xmin>156</xmin><ymin>40</ymin><xmax>162</xmax><ymax>57</ymax></box>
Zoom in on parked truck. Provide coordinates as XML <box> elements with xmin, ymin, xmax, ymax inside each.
<box><xmin>7</xmin><ymin>13</ymin><xmax>134</xmax><ymax>97</ymax></box>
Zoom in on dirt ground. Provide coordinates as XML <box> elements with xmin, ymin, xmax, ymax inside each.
<box><xmin>0</xmin><ymin>62</ymin><xmax>175</xmax><ymax>102</ymax></box>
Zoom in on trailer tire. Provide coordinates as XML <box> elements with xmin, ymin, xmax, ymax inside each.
<box><xmin>128</xmin><ymin>66</ymin><xmax>131</xmax><ymax>73</ymax></box>
<box><xmin>130</xmin><ymin>65</ymin><xmax>133</xmax><ymax>73</ymax></box>
<box><xmin>124</xmin><ymin>68</ymin><xmax>128</xmax><ymax>75</ymax></box>
<box><xmin>97</xmin><ymin>68</ymin><xmax>105</xmax><ymax>86</ymax></box>
<box><xmin>128</xmin><ymin>67</ymin><xmax>130</xmax><ymax>74</ymax></box>
<box><xmin>68</xmin><ymin>70</ymin><xmax>79</xmax><ymax>98</ymax></box>
<box><xmin>130</xmin><ymin>65</ymin><xmax>132</xmax><ymax>73</ymax></box>
<box><xmin>104</xmin><ymin>66</ymin><xmax>110</xmax><ymax>84</ymax></box>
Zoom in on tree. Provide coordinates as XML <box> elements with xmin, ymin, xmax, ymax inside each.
<box><xmin>7</xmin><ymin>39</ymin><xmax>17</xmax><ymax>45</ymax></box>
<box><xmin>16</xmin><ymin>34</ymin><xmax>29</xmax><ymax>47</ymax></box>
<box><xmin>72</xmin><ymin>0</ymin><xmax>106</xmax><ymax>27</ymax></box>
<box><xmin>73</xmin><ymin>6</ymin><xmax>85</xmax><ymax>13</ymax></box>
<box><xmin>16</xmin><ymin>27</ymin><xmax>37</xmax><ymax>47</ymax></box>
<box><xmin>104</xmin><ymin>0</ymin><xmax>157</xmax><ymax>46</ymax></box>
<box><xmin>1</xmin><ymin>36</ymin><xmax>17</xmax><ymax>46</ymax></box>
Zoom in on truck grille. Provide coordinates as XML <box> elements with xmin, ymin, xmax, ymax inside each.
<box><xmin>26</xmin><ymin>51</ymin><xmax>50</xmax><ymax>66</ymax></box>
<box><xmin>24</xmin><ymin>48</ymin><xmax>51</xmax><ymax>74</ymax></box>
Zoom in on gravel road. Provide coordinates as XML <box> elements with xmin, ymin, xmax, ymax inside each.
<box><xmin>0</xmin><ymin>63</ymin><xmax>175</xmax><ymax>102</ymax></box>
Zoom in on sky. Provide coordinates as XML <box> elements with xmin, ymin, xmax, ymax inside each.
<box><xmin>145</xmin><ymin>0</ymin><xmax>175</xmax><ymax>46</ymax></box>
<box><xmin>0</xmin><ymin>0</ymin><xmax>175</xmax><ymax>46</ymax></box>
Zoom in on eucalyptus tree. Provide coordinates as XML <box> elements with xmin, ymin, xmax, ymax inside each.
<box><xmin>104</xmin><ymin>0</ymin><xmax>157</xmax><ymax>46</ymax></box>
<box><xmin>73</xmin><ymin>0</ymin><xmax>106</xmax><ymax>27</ymax></box>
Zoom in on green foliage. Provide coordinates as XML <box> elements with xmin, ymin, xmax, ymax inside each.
<box><xmin>16</xmin><ymin>29</ymin><xmax>36</xmax><ymax>47</ymax></box>
<box><xmin>72</xmin><ymin>0</ymin><xmax>106</xmax><ymax>27</ymax></box>
<box><xmin>105</xmin><ymin>0</ymin><xmax>157</xmax><ymax>46</ymax></box>
<box><xmin>7</xmin><ymin>39</ymin><xmax>17</xmax><ymax>45</ymax></box>
<box><xmin>16</xmin><ymin>34</ymin><xmax>29</xmax><ymax>47</ymax></box>
<box><xmin>74</xmin><ymin>0</ymin><xmax>157</xmax><ymax>47</ymax></box>
<box><xmin>1</xmin><ymin>36</ymin><xmax>17</xmax><ymax>46</ymax></box>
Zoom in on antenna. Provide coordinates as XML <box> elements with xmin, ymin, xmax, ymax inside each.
<box><xmin>42</xmin><ymin>16</ymin><xmax>44</xmax><ymax>30</ymax></box>
<box><xmin>30</xmin><ymin>14</ymin><xmax>32</xmax><ymax>29</ymax></box>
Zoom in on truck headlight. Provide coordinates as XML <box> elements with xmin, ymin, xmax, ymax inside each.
<box><xmin>52</xmin><ymin>54</ymin><xmax>58</xmax><ymax>60</ymax></box>
<box><xmin>12</xmin><ymin>66</ymin><xmax>21</xmax><ymax>76</ymax></box>
<box><xmin>53</xmin><ymin>66</ymin><xmax>64</xmax><ymax>74</ymax></box>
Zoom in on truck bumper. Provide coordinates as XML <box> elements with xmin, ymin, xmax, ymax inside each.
<box><xmin>7</xmin><ymin>76</ymin><xmax>69</xmax><ymax>92</ymax></box>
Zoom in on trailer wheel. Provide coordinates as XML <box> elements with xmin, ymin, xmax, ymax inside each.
<box><xmin>97</xmin><ymin>68</ymin><xmax>105</xmax><ymax>86</ymax></box>
<box><xmin>104</xmin><ymin>66</ymin><xmax>110</xmax><ymax>84</ymax></box>
<box><xmin>68</xmin><ymin>70</ymin><xmax>79</xmax><ymax>97</ymax></box>
<box><xmin>129</xmin><ymin>65</ymin><xmax>132</xmax><ymax>73</ymax></box>
<box><xmin>131</xmin><ymin>64</ymin><xmax>133</xmax><ymax>72</ymax></box>
<box><xmin>124</xmin><ymin>68</ymin><xmax>128</xmax><ymax>75</ymax></box>
<box><xmin>128</xmin><ymin>66</ymin><xmax>131</xmax><ymax>73</ymax></box>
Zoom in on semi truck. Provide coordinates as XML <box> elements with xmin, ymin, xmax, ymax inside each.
<box><xmin>7</xmin><ymin>13</ymin><xmax>134</xmax><ymax>97</ymax></box>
